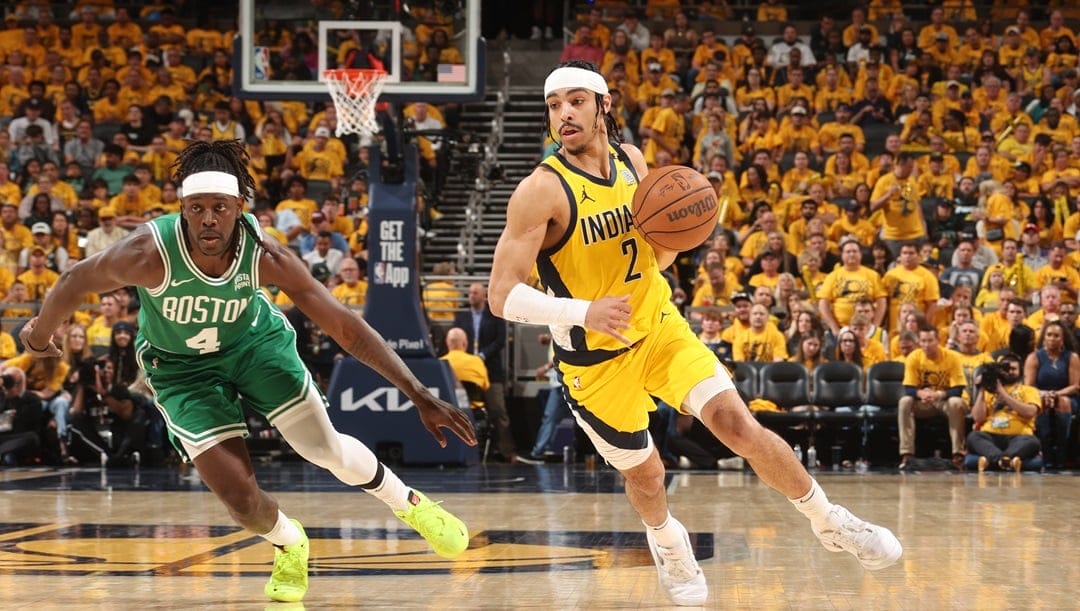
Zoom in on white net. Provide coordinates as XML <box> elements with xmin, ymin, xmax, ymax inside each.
<box><xmin>322</xmin><ymin>69</ymin><xmax>389</xmax><ymax>138</ymax></box>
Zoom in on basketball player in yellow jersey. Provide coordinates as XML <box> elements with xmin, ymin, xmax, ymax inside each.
<box><xmin>487</xmin><ymin>61</ymin><xmax>901</xmax><ymax>607</ymax></box>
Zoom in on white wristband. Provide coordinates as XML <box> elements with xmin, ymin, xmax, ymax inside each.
<box><xmin>502</xmin><ymin>283</ymin><xmax>591</xmax><ymax>327</ymax></box>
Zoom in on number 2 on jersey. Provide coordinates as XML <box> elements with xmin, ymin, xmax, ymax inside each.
<box><xmin>185</xmin><ymin>327</ymin><xmax>222</xmax><ymax>354</ymax></box>
<box><xmin>621</xmin><ymin>237</ymin><xmax>642</xmax><ymax>283</ymax></box>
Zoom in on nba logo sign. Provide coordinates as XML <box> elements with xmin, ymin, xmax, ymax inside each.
<box><xmin>253</xmin><ymin>47</ymin><xmax>271</xmax><ymax>81</ymax></box>
<box><xmin>373</xmin><ymin>262</ymin><xmax>386</xmax><ymax>284</ymax></box>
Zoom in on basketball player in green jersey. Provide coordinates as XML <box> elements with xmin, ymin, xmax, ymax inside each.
<box><xmin>20</xmin><ymin>140</ymin><xmax>474</xmax><ymax>603</ymax></box>
<box><xmin>487</xmin><ymin>61</ymin><xmax>902</xmax><ymax>606</ymax></box>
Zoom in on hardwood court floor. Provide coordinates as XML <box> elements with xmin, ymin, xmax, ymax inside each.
<box><xmin>0</xmin><ymin>463</ymin><xmax>1077</xmax><ymax>610</ymax></box>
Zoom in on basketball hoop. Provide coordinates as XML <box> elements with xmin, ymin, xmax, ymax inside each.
<box><xmin>323</xmin><ymin>69</ymin><xmax>388</xmax><ymax>138</ymax></box>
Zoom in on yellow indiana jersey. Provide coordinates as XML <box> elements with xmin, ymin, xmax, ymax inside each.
<box><xmin>537</xmin><ymin>145</ymin><xmax>670</xmax><ymax>364</ymax></box>
<box><xmin>902</xmin><ymin>348</ymin><xmax>966</xmax><ymax>391</ymax></box>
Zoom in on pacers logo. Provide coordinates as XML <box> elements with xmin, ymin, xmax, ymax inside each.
<box><xmin>0</xmin><ymin>524</ymin><xmax>717</xmax><ymax>576</ymax></box>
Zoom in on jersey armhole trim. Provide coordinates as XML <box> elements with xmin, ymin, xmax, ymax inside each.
<box><xmin>144</xmin><ymin>221</ymin><xmax>171</xmax><ymax>297</ymax></box>
<box><xmin>537</xmin><ymin>164</ymin><xmax>578</xmax><ymax>258</ymax></box>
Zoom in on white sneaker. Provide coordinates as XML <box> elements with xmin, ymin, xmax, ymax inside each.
<box><xmin>716</xmin><ymin>457</ymin><xmax>745</xmax><ymax>471</ymax></box>
<box><xmin>677</xmin><ymin>456</ymin><xmax>692</xmax><ymax>469</ymax></box>
<box><xmin>812</xmin><ymin>505</ymin><xmax>903</xmax><ymax>571</ymax></box>
<box><xmin>530</xmin><ymin>26</ymin><xmax>542</xmax><ymax>40</ymax></box>
<box><xmin>645</xmin><ymin>521</ymin><xmax>707</xmax><ymax>606</ymax></box>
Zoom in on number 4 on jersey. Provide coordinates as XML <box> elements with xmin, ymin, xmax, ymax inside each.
<box><xmin>185</xmin><ymin>327</ymin><xmax>222</xmax><ymax>354</ymax></box>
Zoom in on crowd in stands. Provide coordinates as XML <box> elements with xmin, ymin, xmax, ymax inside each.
<box><xmin>556</xmin><ymin>2</ymin><xmax>1080</xmax><ymax>470</ymax></box>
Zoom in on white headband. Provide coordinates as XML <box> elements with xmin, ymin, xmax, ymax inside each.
<box><xmin>544</xmin><ymin>67</ymin><xmax>609</xmax><ymax>98</ymax></box>
<box><xmin>180</xmin><ymin>171</ymin><xmax>240</xmax><ymax>198</ymax></box>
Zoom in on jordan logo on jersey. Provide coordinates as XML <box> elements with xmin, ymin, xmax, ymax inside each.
<box><xmin>580</xmin><ymin>186</ymin><xmax>595</xmax><ymax>204</ymax></box>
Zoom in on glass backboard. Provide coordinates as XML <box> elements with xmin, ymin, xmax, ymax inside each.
<box><xmin>236</xmin><ymin>0</ymin><xmax>483</xmax><ymax>102</ymax></box>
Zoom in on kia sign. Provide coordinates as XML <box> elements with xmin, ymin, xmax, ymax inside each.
<box><xmin>328</xmin><ymin>339</ymin><xmax>478</xmax><ymax>466</ymax></box>
<box><xmin>339</xmin><ymin>386</ymin><xmax>442</xmax><ymax>413</ymax></box>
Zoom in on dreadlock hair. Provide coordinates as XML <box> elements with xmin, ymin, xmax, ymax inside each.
<box><xmin>171</xmin><ymin>139</ymin><xmax>265</xmax><ymax>254</ymax></box>
<box><xmin>541</xmin><ymin>59</ymin><xmax>623</xmax><ymax>147</ymax></box>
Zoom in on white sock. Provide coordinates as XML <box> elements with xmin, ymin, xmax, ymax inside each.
<box><xmin>645</xmin><ymin>512</ymin><xmax>685</xmax><ymax>548</ymax></box>
<box><xmin>261</xmin><ymin>510</ymin><xmax>302</xmax><ymax>547</ymax></box>
<box><xmin>367</xmin><ymin>467</ymin><xmax>413</xmax><ymax>512</ymax></box>
<box><xmin>790</xmin><ymin>479</ymin><xmax>834</xmax><ymax>528</ymax></box>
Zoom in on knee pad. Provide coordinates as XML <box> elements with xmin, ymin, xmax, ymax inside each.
<box><xmin>682</xmin><ymin>363</ymin><xmax>736</xmax><ymax>420</ymax></box>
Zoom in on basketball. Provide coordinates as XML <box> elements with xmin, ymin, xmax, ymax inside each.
<box><xmin>631</xmin><ymin>166</ymin><xmax>719</xmax><ymax>252</ymax></box>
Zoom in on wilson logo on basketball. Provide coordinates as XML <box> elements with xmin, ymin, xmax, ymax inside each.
<box><xmin>666</xmin><ymin>193</ymin><xmax>717</xmax><ymax>222</ymax></box>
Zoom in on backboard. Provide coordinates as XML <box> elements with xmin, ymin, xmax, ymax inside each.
<box><xmin>235</xmin><ymin>0</ymin><xmax>484</xmax><ymax>103</ymax></box>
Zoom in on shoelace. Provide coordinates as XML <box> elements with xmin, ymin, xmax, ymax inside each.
<box><xmin>657</xmin><ymin>546</ymin><xmax>699</xmax><ymax>582</ymax></box>
<box><xmin>272</xmin><ymin>546</ymin><xmax>306</xmax><ymax>581</ymax></box>
<box><xmin>822</xmin><ymin>511</ymin><xmax>880</xmax><ymax>558</ymax></box>
<box><xmin>408</xmin><ymin>501</ymin><xmax>450</xmax><ymax>539</ymax></box>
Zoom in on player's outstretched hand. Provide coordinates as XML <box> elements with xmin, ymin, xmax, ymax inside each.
<box><xmin>19</xmin><ymin>317</ymin><xmax>62</xmax><ymax>358</ymax></box>
<box><xmin>585</xmin><ymin>294</ymin><xmax>632</xmax><ymax>345</ymax></box>
<box><xmin>415</xmin><ymin>392</ymin><xmax>478</xmax><ymax>447</ymax></box>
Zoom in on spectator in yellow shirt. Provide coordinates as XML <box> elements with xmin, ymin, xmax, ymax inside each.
<box><xmin>330</xmin><ymin>257</ymin><xmax>367</xmax><ymax>310</ymax></box>
<box><xmin>775</xmin><ymin>105</ymin><xmax>821</xmax><ymax>159</ymax></box>
<box><xmin>898</xmin><ymin>326</ymin><xmax>968</xmax><ymax>468</ymax></box>
<box><xmin>974</xmin><ymin>76</ymin><xmax>1008</xmax><ymax>122</ymax></box>
<box><xmin>691</xmin><ymin>262</ymin><xmax>740</xmax><ymax>310</ymax></box>
<box><xmin>70</xmin><ymin>5</ymin><xmax>103</xmax><ymax>51</ymax></box>
<box><xmin>917</xmin><ymin>153</ymin><xmax>955</xmax><ymax>201</ymax></box>
<box><xmin>635</xmin><ymin>62</ymin><xmax>679</xmax><ymax>109</ymax></box>
<box><xmin>734</xmin><ymin>303</ymin><xmax>788</xmax><ymax>362</ymax></box>
<box><xmin>829</xmin><ymin>197</ymin><xmax>877</xmax><ymax>247</ymax></box>
<box><xmin>290</xmin><ymin>127</ymin><xmax>345</xmax><ymax>186</ymax></box>
<box><xmin>918</xmin><ymin>8</ymin><xmax>958</xmax><ymax>50</ymax></box>
<box><xmin>997</xmin><ymin>27</ymin><xmax>1028</xmax><ymax>77</ymax></box>
<box><xmin>819</xmin><ymin>239</ymin><xmax>888</xmax><ymax>334</ymax></box>
<box><xmin>16</xmin><ymin>246</ymin><xmax>59</xmax><ymax>302</ymax></box>
<box><xmin>643</xmin><ymin>91</ymin><xmax>690</xmax><ymax>166</ymax></box>
<box><xmin>756</xmin><ymin>0</ymin><xmax>787</xmax><ymax>22</ymax></box>
<box><xmin>883</xmin><ymin>242</ymin><xmax>941</xmax><ymax>331</ymax></box>
<box><xmin>440</xmin><ymin>327</ymin><xmax>490</xmax><ymax>407</ymax></box>
<box><xmin>871</xmin><ymin>153</ymin><xmax>925</xmax><ymax>250</ymax></box>
<box><xmin>734</xmin><ymin>68</ymin><xmax>775</xmax><ymax>114</ymax></box>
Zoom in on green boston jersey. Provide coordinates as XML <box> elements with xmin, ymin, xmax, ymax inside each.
<box><xmin>136</xmin><ymin>213</ymin><xmax>265</xmax><ymax>355</ymax></box>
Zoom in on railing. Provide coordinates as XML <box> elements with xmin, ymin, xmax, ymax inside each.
<box><xmin>455</xmin><ymin>38</ymin><xmax>511</xmax><ymax>275</ymax></box>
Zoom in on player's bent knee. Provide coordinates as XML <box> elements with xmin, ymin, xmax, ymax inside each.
<box><xmin>618</xmin><ymin>450</ymin><xmax>666</xmax><ymax>489</ymax></box>
<box><xmin>218</xmin><ymin>475</ymin><xmax>264</xmax><ymax>519</ymax></box>
<box><xmin>705</xmin><ymin>404</ymin><xmax>761</xmax><ymax>456</ymax></box>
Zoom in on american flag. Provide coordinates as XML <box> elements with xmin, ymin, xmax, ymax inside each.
<box><xmin>437</xmin><ymin>63</ymin><xmax>467</xmax><ymax>83</ymax></box>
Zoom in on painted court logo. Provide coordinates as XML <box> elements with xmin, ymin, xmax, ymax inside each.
<box><xmin>0</xmin><ymin>524</ymin><xmax>716</xmax><ymax>576</ymax></box>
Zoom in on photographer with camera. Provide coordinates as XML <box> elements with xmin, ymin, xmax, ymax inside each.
<box><xmin>0</xmin><ymin>368</ymin><xmax>48</xmax><ymax>465</ymax></box>
<box><xmin>66</xmin><ymin>356</ymin><xmax>149</xmax><ymax>467</ymax></box>
<box><xmin>2</xmin><ymin>352</ymin><xmax>70</xmax><ymax>451</ymax></box>
<box><xmin>968</xmin><ymin>354</ymin><xmax>1042</xmax><ymax>472</ymax></box>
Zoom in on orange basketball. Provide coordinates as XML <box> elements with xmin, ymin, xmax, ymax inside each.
<box><xmin>631</xmin><ymin>165</ymin><xmax>719</xmax><ymax>251</ymax></box>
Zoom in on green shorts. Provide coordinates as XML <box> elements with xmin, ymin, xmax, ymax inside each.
<box><xmin>135</xmin><ymin>303</ymin><xmax>314</xmax><ymax>454</ymax></box>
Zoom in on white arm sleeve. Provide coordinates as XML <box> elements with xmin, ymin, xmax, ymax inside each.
<box><xmin>501</xmin><ymin>282</ymin><xmax>591</xmax><ymax>327</ymax></box>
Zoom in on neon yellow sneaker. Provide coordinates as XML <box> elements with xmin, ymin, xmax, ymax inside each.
<box><xmin>394</xmin><ymin>490</ymin><xmax>469</xmax><ymax>558</ymax></box>
<box><xmin>264</xmin><ymin>519</ymin><xmax>309</xmax><ymax>602</ymax></box>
